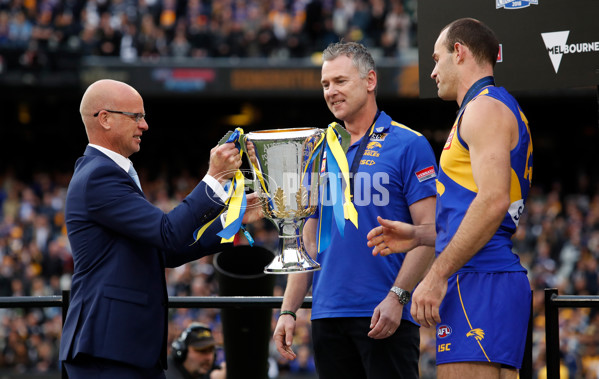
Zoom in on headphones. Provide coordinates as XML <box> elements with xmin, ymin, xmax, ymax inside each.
<box><xmin>171</xmin><ymin>323</ymin><xmax>213</xmax><ymax>363</ymax></box>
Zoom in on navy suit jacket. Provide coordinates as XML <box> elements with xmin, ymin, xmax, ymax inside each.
<box><xmin>59</xmin><ymin>146</ymin><xmax>227</xmax><ymax>369</ymax></box>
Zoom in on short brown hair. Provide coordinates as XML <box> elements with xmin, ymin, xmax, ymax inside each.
<box><xmin>441</xmin><ymin>18</ymin><xmax>499</xmax><ymax>67</ymax></box>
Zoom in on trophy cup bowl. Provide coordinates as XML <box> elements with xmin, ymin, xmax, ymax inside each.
<box><xmin>246</xmin><ymin>128</ymin><xmax>324</xmax><ymax>274</ymax></box>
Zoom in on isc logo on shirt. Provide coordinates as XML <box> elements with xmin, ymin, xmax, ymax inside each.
<box><xmin>370</xmin><ymin>133</ymin><xmax>387</xmax><ymax>141</ymax></box>
<box><xmin>438</xmin><ymin>343</ymin><xmax>452</xmax><ymax>352</ymax></box>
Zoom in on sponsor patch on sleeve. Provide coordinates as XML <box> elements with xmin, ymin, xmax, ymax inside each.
<box><xmin>415</xmin><ymin>166</ymin><xmax>437</xmax><ymax>182</ymax></box>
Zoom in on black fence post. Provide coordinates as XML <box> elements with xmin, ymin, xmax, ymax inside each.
<box><xmin>61</xmin><ymin>290</ymin><xmax>70</xmax><ymax>327</ymax></box>
<box><xmin>520</xmin><ymin>290</ymin><xmax>533</xmax><ymax>379</ymax></box>
<box><xmin>62</xmin><ymin>290</ymin><xmax>70</xmax><ymax>379</ymax></box>
<box><xmin>213</xmin><ymin>246</ymin><xmax>276</xmax><ymax>379</ymax></box>
<box><xmin>545</xmin><ymin>288</ymin><xmax>559</xmax><ymax>379</ymax></box>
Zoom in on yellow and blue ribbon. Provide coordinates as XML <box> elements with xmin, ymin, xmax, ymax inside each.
<box><xmin>317</xmin><ymin>123</ymin><xmax>358</xmax><ymax>252</ymax></box>
<box><xmin>192</xmin><ymin>127</ymin><xmax>251</xmax><ymax>245</ymax></box>
<box><xmin>217</xmin><ymin>169</ymin><xmax>247</xmax><ymax>242</ymax></box>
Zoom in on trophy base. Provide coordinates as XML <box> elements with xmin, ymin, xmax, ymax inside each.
<box><xmin>264</xmin><ymin>248</ymin><xmax>321</xmax><ymax>274</ymax></box>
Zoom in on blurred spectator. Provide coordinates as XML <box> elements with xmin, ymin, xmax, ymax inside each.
<box><xmin>52</xmin><ymin>10</ymin><xmax>82</xmax><ymax>52</ymax></box>
<box><xmin>381</xmin><ymin>0</ymin><xmax>411</xmax><ymax>57</ymax></box>
<box><xmin>158</xmin><ymin>0</ymin><xmax>177</xmax><ymax>38</ymax></box>
<box><xmin>0</xmin><ymin>11</ymin><xmax>10</xmax><ymax>45</ymax></box>
<box><xmin>138</xmin><ymin>12</ymin><xmax>161</xmax><ymax>58</ymax></box>
<box><xmin>169</xmin><ymin>20</ymin><xmax>191</xmax><ymax>58</ymax></box>
<box><xmin>120</xmin><ymin>20</ymin><xmax>139</xmax><ymax>61</ymax></box>
<box><xmin>96</xmin><ymin>11</ymin><xmax>121</xmax><ymax>56</ymax></box>
<box><xmin>255</xmin><ymin>18</ymin><xmax>278</xmax><ymax>57</ymax></box>
<box><xmin>166</xmin><ymin>323</ymin><xmax>226</xmax><ymax>379</ymax></box>
<box><xmin>284</xmin><ymin>17</ymin><xmax>309</xmax><ymax>57</ymax></box>
<box><xmin>7</xmin><ymin>10</ymin><xmax>32</xmax><ymax>48</ymax></box>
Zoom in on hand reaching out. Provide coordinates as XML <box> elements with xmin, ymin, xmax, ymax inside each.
<box><xmin>367</xmin><ymin>216</ymin><xmax>419</xmax><ymax>256</ymax></box>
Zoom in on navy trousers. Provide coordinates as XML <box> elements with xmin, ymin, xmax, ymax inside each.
<box><xmin>63</xmin><ymin>354</ymin><xmax>166</xmax><ymax>379</ymax></box>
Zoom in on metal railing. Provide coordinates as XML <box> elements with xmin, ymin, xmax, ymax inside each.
<box><xmin>0</xmin><ymin>291</ymin><xmax>536</xmax><ymax>378</ymax></box>
<box><xmin>0</xmin><ymin>291</ymin><xmax>312</xmax><ymax>378</ymax></box>
<box><xmin>544</xmin><ymin>288</ymin><xmax>599</xmax><ymax>379</ymax></box>
<box><xmin>0</xmin><ymin>290</ymin><xmax>314</xmax><ymax>319</ymax></box>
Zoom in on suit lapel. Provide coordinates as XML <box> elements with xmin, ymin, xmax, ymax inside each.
<box><xmin>84</xmin><ymin>146</ymin><xmax>147</xmax><ymax>198</ymax></box>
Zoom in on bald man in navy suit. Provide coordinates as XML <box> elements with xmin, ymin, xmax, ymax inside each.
<box><xmin>59</xmin><ymin>79</ymin><xmax>261</xmax><ymax>378</ymax></box>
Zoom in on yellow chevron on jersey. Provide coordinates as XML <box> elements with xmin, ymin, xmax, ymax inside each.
<box><xmin>439</xmin><ymin>120</ymin><xmax>478</xmax><ymax>193</ymax></box>
<box><xmin>439</xmin><ymin>94</ymin><xmax>531</xmax><ymax>203</ymax></box>
<box><xmin>436</xmin><ymin>180</ymin><xmax>445</xmax><ymax>196</ymax></box>
<box><xmin>521</xmin><ymin>108</ymin><xmax>533</xmax><ymax>183</ymax></box>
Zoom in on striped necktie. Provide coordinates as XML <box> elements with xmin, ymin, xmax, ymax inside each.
<box><xmin>128</xmin><ymin>164</ymin><xmax>142</xmax><ymax>191</ymax></box>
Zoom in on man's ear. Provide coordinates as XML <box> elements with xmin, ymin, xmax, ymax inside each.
<box><xmin>454</xmin><ymin>42</ymin><xmax>467</xmax><ymax>64</ymax></box>
<box><xmin>367</xmin><ymin>69</ymin><xmax>377</xmax><ymax>92</ymax></box>
<box><xmin>96</xmin><ymin>111</ymin><xmax>112</xmax><ymax>130</ymax></box>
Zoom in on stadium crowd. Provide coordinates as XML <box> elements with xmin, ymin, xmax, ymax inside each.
<box><xmin>0</xmin><ymin>0</ymin><xmax>416</xmax><ymax>72</ymax></box>
<box><xmin>1</xmin><ymin>164</ymin><xmax>599</xmax><ymax>377</ymax></box>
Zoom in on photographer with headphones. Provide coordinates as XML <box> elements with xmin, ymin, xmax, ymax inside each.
<box><xmin>167</xmin><ymin>323</ymin><xmax>226</xmax><ymax>379</ymax></box>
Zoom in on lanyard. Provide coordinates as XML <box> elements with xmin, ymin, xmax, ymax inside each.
<box><xmin>458</xmin><ymin>76</ymin><xmax>495</xmax><ymax>116</ymax></box>
<box><xmin>349</xmin><ymin>109</ymin><xmax>381</xmax><ymax>197</ymax></box>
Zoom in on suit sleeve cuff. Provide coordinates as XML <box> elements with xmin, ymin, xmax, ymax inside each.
<box><xmin>203</xmin><ymin>174</ymin><xmax>228</xmax><ymax>203</ymax></box>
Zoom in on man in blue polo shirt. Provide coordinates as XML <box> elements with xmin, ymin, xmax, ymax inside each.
<box><xmin>273</xmin><ymin>41</ymin><xmax>438</xmax><ymax>379</ymax></box>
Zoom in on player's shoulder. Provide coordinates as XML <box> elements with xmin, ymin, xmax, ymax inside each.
<box><xmin>385</xmin><ymin>121</ymin><xmax>433</xmax><ymax>151</ymax></box>
<box><xmin>389</xmin><ymin>120</ymin><xmax>423</xmax><ymax>138</ymax></box>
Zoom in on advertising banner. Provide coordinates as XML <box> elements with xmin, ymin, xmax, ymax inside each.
<box><xmin>418</xmin><ymin>0</ymin><xmax>599</xmax><ymax>98</ymax></box>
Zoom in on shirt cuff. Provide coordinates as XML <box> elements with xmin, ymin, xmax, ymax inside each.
<box><xmin>203</xmin><ymin>174</ymin><xmax>228</xmax><ymax>203</ymax></box>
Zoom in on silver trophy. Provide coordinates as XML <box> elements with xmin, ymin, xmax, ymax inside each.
<box><xmin>246</xmin><ymin>128</ymin><xmax>325</xmax><ymax>274</ymax></box>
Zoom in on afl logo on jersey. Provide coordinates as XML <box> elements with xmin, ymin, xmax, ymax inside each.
<box><xmin>437</xmin><ymin>325</ymin><xmax>452</xmax><ymax>338</ymax></box>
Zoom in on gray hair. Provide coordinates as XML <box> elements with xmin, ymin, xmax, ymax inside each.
<box><xmin>322</xmin><ymin>42</ymin><xmax>376</xmax><ymax>79</ymax></box>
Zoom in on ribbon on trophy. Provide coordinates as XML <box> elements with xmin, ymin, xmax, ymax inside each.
<box><xmin>192</xmin><ymin>127</ymin><xmax>251</xmax><ymax>244</ymax></box>
<box><xmin>301</xmin><ymin>132</ymin><xmax>325</xmax><ymax>190</ymax></box>
<box><xmin>317</xmin><ymin>122</ymin><xmax>358</xmax><ymax>253</ymax></box>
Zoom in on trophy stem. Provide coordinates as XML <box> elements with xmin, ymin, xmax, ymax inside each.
<box><xmin>264</xmin><ymin>220</ymin><xmax>321</xmax><ymax>274</ymax></box>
